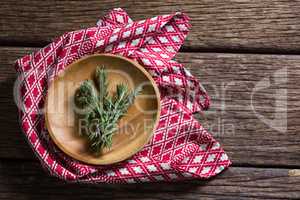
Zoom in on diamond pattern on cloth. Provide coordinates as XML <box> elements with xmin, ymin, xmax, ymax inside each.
<box><xmin>15</xmin><ymin>8</ymin><xmax>231</xmax><ymax>183</ymax></box>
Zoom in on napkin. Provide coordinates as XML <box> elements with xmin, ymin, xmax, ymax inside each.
<box><xmin>15</xmin><ymin>8</ymin><xmax>231</xmax><ymax>183</ymax></box>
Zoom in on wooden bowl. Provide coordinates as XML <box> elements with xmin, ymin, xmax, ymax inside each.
<box><xmin>45</xmin><ymin>54</ymin><xmax>160</xmax><ymax>165</ymax></box>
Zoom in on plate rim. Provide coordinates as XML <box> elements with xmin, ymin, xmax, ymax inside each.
<box><xmin>45</xmin><ymin>53</ymin><xmax>161</xmax><ymax>165</ymax></box>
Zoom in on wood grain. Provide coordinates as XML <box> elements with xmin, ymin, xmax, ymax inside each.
<box><xmin>2</xmin><ymin>0</ymin><xmax>300</xmax><ymax>52</ymax></box>
<box><xmin>1</xmin><ymin>47</ymin><xmax>300</xmax><ymax>167</ymax></box>
<box><xmin>0</xmin><ymin>161</ymin><xmax>299</xmax><ymax>200</ymax></box>
<box><xmin>179</xmin><ymin>52</ymin><xmax>300</xmax><ymax>167</ymax></box>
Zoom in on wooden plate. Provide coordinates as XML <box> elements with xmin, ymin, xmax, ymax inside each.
<box><xmin>45</xmin><ymin>54</ymin><xmax>161</xmax><ymax>165</ymax></box>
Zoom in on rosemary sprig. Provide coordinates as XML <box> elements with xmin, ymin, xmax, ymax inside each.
<box><xmin>74</xmin><ymin>66</ymin><xmax>141</xmax><ymax>155</ymax></box>
<box><xmin>74</xmin><ymin>80</ymin><xmax>98</xmax><ymax>110</ymax></box>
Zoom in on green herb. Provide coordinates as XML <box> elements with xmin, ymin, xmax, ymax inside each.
<box><xmin>74</xmin><ymin>66</ymin><xmax>141</xmax><ymax>154</ymax></box>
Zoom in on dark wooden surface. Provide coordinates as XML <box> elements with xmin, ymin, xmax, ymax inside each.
<box><xmin>0</xmin><ymin>161</ymin><xmax>300</xmax><ymax>200</ymax></box>
<box><xmin>0</xmin><ymin>1</ymin><xmax>300</xmax><ymax>199</ymax></box>
<box><xmin>2</xmin><ymin>0</ymin><xmax>300</xmax><ymax>53</ymax></box>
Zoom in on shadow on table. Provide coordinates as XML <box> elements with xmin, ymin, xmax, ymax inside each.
<box><xmin>0</xmin><ymin>76</ymin><xmax>35</xmax><ymax>159</ymax></box>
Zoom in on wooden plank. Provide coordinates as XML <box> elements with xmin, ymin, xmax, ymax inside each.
<box><xmin>180</xmin><ymin>53</ymin><xmax>300</xmax><ymax>167</ymax></box>
<box><xmin>0</xmin><ymin>161</ymin><xmax>299</xmax><ymax>200</ymax></box>
<box><xmin>1</xmin><ymin>47</ymin><xmax>300</xmax><ymax>167</ymax></box>
<box><xmin>2</xmin><ymin>0</ymin><xmax>300</xmax><ymax>52</ymax></box>
<box><xmin>0</xmin><ymin>47</ymin><xmax>35</xmax><ymax>159</ymax></box>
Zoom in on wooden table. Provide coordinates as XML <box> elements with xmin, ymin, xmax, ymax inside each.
<box><xmin>1</xmin><ymin>1</ymin><xmax>300</xmax><ymax>199</ymax></box>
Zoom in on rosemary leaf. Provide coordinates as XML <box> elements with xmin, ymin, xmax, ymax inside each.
<box><xmin>74</xmin><ymin>66</ymin><xmax>141</xmax><ymax>154</ymax></box>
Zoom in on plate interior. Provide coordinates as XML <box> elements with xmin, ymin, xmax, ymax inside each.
<box><xmin>46</xmin><ymin>54</ymin><xmax>160</xmax><ymax>165</ymax></box>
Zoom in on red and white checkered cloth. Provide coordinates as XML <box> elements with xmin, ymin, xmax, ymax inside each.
<box><xmin>15</xmin><ymin>8</ymin><xmax>231</xmax><ymax>183</ymax></box>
